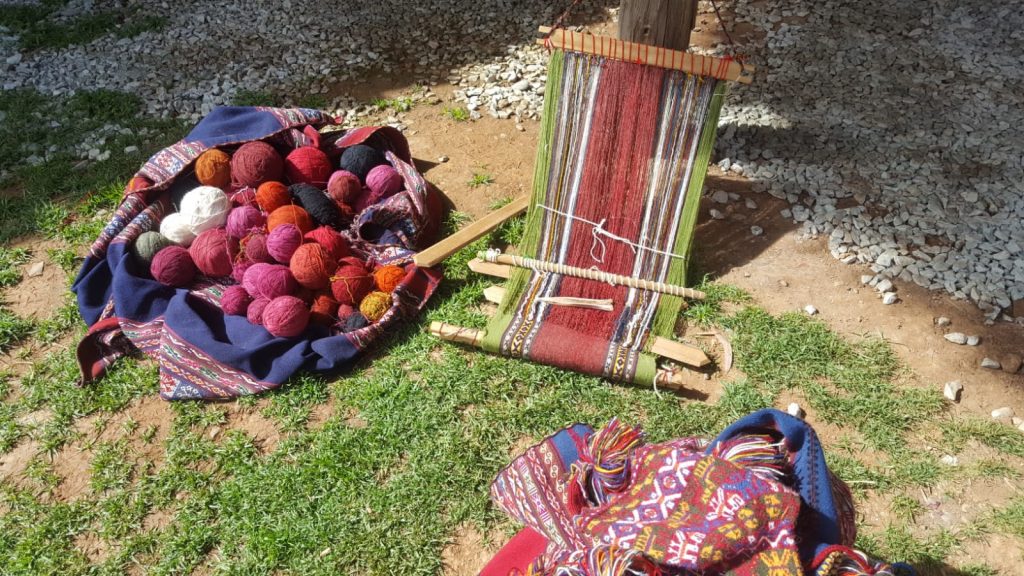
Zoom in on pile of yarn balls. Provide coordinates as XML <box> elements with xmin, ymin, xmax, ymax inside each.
<box><xmin>134</xmin><ymin>139</ymin><xmax>410</xmax><ymax>339</ymax></box>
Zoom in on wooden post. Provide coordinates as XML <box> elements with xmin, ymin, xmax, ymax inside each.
<box><xmin>618</xmin><ymin>0</ymin><xmax>698</xmax><ymax>49</ymax></box>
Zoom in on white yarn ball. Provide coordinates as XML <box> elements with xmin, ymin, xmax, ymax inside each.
<box><xmin>179</xmin><ymin>185</ymin><xmax>230</xmax><ymax>234</ymax></box>
<box><xmin>160</xmin><ymin>212</ymin><xmax>196</xmax><ymax>246</ymax></box>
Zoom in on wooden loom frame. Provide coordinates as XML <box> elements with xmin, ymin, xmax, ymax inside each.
<box><xmin>415</xmin><ymin>27</ymin><xmax>755</xmax><ymax>390</ymax></box>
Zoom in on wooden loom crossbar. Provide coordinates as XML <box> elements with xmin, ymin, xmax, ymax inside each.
<box><xmin>537</xmin><ymin>26</ymin><xmax>755</xmax><ymax>84</ymax></box>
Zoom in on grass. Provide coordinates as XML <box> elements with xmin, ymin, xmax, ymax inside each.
<box><xmin>444</xmin><ymin>106</ymin><xmax>471</xmax><ymax>122</ymax></box>
<box><xmin>0</xmin><ymin>1</ymin><xmax>166</xmax><ymax>51</ymax></box>
<box><xmin>0</xmin><ymin>248</ymin><xmax>30</xmax><ymax>288</ymax></box>
<box><xmin>373</xmin><ymin>97</ymin><xmax>414</xmax><ymax>113</ymax></box>
<box><xmin>467</xmin><ymin>171</ymin><xmax>494</xmax><ymax>188</ymax></box>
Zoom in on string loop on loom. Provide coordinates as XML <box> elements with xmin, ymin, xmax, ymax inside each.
<box><xmin>536</xmin><ymin>203</ymin><xmax>685</xmax><ymax>263</ymax></box>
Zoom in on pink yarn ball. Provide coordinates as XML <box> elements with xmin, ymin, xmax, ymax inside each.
<box><xmin>243</xmin><ymin>232</ymin><xmax>273</xmax><ymax>264</ymax></box>
<box><xmin>254</xmin><ymin>264</ymin><xmax>298</xmax><ymax>299</ymax></box>
<box><xmin>221</xmin><ymin>285</ymin><xmax>252</xmax><ymax>316</ymax></box>
<box><xmin>247</xmin><ymin>297</ymin><xmax>271</xmax><ymax>325</ymax></box>
<box><xmin>225</xmin><ymin>206</ymin><xmax>266</xmax><ymax>239</ymax></box>
<box><xmin>232</xmin><ymin>258</ymin><xmax>253</xmax><ymax>285</ymax></box>
<box><xmin>242</xmin><ymin>262</ymin><xmax>274</xmax><ymax>297</ymax></box>
<box><xmin>150</xmin><ymin>246</ymin><xmax>197</xmax><ymax>287</ymax></box>
<box><xmin>365</xmin><ymin>164</ymin><xmax>403</xmax><ymax>198</ymax></box>
<box><xmin>262</xmin><ymin>295</ymin><xmax>310</xmax><ymax>338</ymax></box>
<box><xmin>326</xmin><ymin>170</ymin><xmax>362</xmax><ymax>204</ymax></box>
<box><xmin>266</xmin><ymin>223</ymin><xmax>303</xmax><ymax>264</ymax></box>
<box><xmin>188</xmin><ymin>228</ymin><xmax>239</xmax><ymax>278</ymax></box>
<box><xmin>304</xmin><ymin>226</ymin><xmax>351</xmax><ymax>261</ymax></box>
<box><xmin>336</xmin><ymin>303</ymin><xmax>356</xmax><ymax>323</ymax></box>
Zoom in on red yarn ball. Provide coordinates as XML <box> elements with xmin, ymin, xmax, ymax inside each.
<box><xmin>262</xmin><ymin>296</ymin><xmax>310</xmax><ymax>338</ymax></box>
<box><xmin>247</xmin><ymin>297</ymin><xmax>271</xmax><ymax>325</ymax></box>
<box><xmin>230</xmin><ymin>187</ymin><xmax>258</xmax><ymax>207</ymax></box>
<box><xmin>232</xmin><ymin>141</ymin><xmax>284</xmax><ymax>188</ymax></box>
<box><xmin>267</xmin><ymin>205</ymin><xmax>314</xmax><ymax>234</ymax></box>
<box><xmin>290</xmin><ymin>243</ymin><xmax>337</xmax><ymax>290</ymax></box>
<box><xmin>336</xmin><ymin>303</ymin><xmax>356</xmax><ymax>323</ymax></box>
<box><xmin>254</xmin><ymin>264</ymin><xmax>298</xmax><ymax>299</ymax></box>
<box><xmin>221</xmin><ymin>285</ymin><xmax>252</xmax><ymax>316</ymax></box>
<box><xmin>284</xmin><ymin>146</ymin><xmax>333</xmax><ymax>187</ymax></box>
<box><xmin>267</xmin><ymin>223</ymin><xmax>304</xmax><ymax>264</ymax></box>
<box><xmin>304</xmin><ymin>226</ymin><xmax>351</xmax><ymax>261</ymax></box>
<box><xmin>309</xmin><ymin>292</ymin><xmax>339</xmax><ymax>326</ymax></box>
<box><xmin>330</xmin><ymin>263</ymin><xmax>373</xmax><ymax>306</ymax></box>
<box><xmin>326</xmin><ymin>170</ymin><xmax>362</xmax><ymax>204</ymax></box>
<box><xmin>189</xmin><ymin>228</ymin><xmax>239</xmax><ymax>278</ymax></box>
<box><xmin>151</xmin><ymin>246</ymin><xmax>197</xmax><ymax>287</ymax></box>
<box><xmin>242</xmin><ymin>232</ymin><xmax>273</xmax><ymax>263</ymax></box>
<box><xmin>256</xmin><ymin>181</ymin><xmax>292</xmax><ymax>214</ymax></box>
<box><xmin>373</xmin><ymin>264</ymin><xmax>406</xmax><ymax>293</ymax></box>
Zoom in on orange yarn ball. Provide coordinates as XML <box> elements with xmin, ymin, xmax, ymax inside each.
<box><xmin>267</xmin><ymin>205</ymin><xmax>314</xmax><ymax>234</ymax></box>
<box><xmin>289</xmin><ymin>243</ymin><xmax>337</xmax><ymax>290</ymax></box>
<box><xmin>256</xmin><ymin>181</ymin><xmax>292</xmax><ymax>214</ymax></box>
<box><xmin>309</xmin><ymin>292</ymin><xmax>339</xmax><ymax>326</ymax></box>
<box><xmin>359</xmin><ymin>290</ymin><xmax>391</xmax><ymax>323</ymax></box>
<box><xmin>195</xmin><ymin>149</ymin><xmax>231</xmax><ymax>189</ymax></box>
<box><xmin>372</xmin><ymin>265</ymin><xmax>405</xmax><ymax>293</ymax></box>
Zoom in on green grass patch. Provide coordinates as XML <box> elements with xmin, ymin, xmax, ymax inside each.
<box><xmin>1</xmin><ymin>2</ymin><xmax>166</xmax><ymax>51</ymax></box>
<box><xmin>468</xmin><ymin>171</ymin><xmax>494</xmax><ymax>188</ymax></box>
<box><xmin>444</xmin><ymin>106</ymin><xmax>470</xmax><ymax>122</ymax></box>
<box><xmin>0</xmin><ymin>247</ymin><xmax>30</xmax><ymax>288</ymax></box>
<box><xmin>373</xmin><ymin>97</ymin><xmax>414</xmax><ymax>112</ymax></box>
<box><xmin>993</xmin><ymin>496</ymin><xmax>1024</xmax><ymax>538</ymax></box>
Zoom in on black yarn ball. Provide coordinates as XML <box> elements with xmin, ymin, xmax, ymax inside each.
<box><xmin>342</xmin><ymin>311</ymin><xmax>369</xmax><ymax>332</ymax></box>
<box><xmin>339</xmin><ymin>145</ymin><xmax>385</xmax><ymax>183</ymax></box>
<box><xmin>290</xmin><ymin>184</ymin><xmax>342</xmax><ymax>229</ymax></box>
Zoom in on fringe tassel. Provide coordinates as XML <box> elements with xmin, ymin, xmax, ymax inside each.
<box><xmin>712</xmin><ymin>433</ymin><xmax>788</xmax><ymax>481</ymax></box>
<box><xmin>572</xmin><ymin>419</ymin><xmax>645</xmax><ymax>506</ymax></box>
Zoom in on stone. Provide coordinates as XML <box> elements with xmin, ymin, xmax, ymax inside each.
<box><xmin>882</xmin><ymin>292</ymin><xmax>898</xmax><ymax>305</ymax></box>
<box><xmin>437</xmin><ymin>155</ymin><xmax>449</xmax><ymax>163</ymax></box>
<box><xmin>711</xmin><ymin>190</ymin><xmax>730</xmax><ymax>204</ymax></box>
<box><xmin>966</xmin><ymin>335</ymin><xmax>980</xmax><ymax>346</ymax></box>
<box><xmin>1013</xmin><ymin>417</ymin><xmax>1023</xmax><ymax>427</ymax></box>
<box><xmin>992</xmin><ymin>406</ymin><xmax>1014</xmax><ymax>419</ymax></box>
<box><xmin>1002</xmin><ymin>353</ymin><xmax>1022</xmax><ymax>374</ymax></box>
<box><xmin>861</xmin><ymin>275</ymin><xmax>874</xmax><ymax>285</ymax></box>
<box><xmin>875</xmin><ymin>279</ymin><xmax>893</xmax><ymax>293</ymax></box>
<box><xmin>750</xmin><ymin>225</ymin><xmax>764</xmax><ymax>236</ymax></box>
<box><xmin>943</xmin><ymin>380</ymin><xmax>963</xmax><ymax>402</ymax></box>
<box><xmin>939</xmin><ymin>454</ymin><xmax>959</xmax><ymax>466</ymax></box>
<box><xmin>935</xmin><ymin>316</ymin><xmax>951</xmax><ymax>327</ymax></box>
<box><xmin>709</xmin><ymin>209</ymin><xmax>725</xmax><ymax>220</ymax></box>
<box><xmin>779</xmin><ymin>280</ymin><xmax>789</xmax><ymax>287</ymax></box>
<box><xmin>943</xmin><ymin>332</ymin><xmax>967</xmax><ymax>345</ymax></box>
<box><xmin>803</xmin><ymin>304</ymin><xmax>818</xmax><ymax>316</ymax></box>
<box><xmin>745</xmin><ymin>198</ymin><xmax>758</xmax><ymax>210</ymax></box>
<box><xmin>26</xmin><ymin>261</ymin><xmax>44</xmax><ymax>278</ymax></box>
<box><xmin>209</xmin><ymin>426</ymin><xmax>221</xmax><ymax>439</ymax></box>
<box><xmin>786</xmin><ymin>402</ymin><xmax>805</xmax><ymax>419</ymax></box>
<box><xmin>981</xmin><ymin>357</ymin><xmax>1002</xmax><ymax>370</ymax></box>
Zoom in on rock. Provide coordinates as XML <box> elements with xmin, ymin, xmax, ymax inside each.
<box><xmin>123</xmin><ymin>145</ymin><xmax>139</xmax><ymax>154</ymax></box>
<box><xmin>882</xmin><ymin>292</ymin><xmax>898</xmax><ymax>305</ymax></box>
<box><xmin>860</xmin><ymin>275</ymin><xmax>874</xmax><ymax>285</ymax></box>
<box><xmin>26</xmin><ymin>261</ymin><xmax>44</xmax><ymax>278</ymax></box>
<box><xmin>803</xmin><ymin>304</ymin><xmax>818</xmax><ymax>316</ymax></box>
<box><xmin>750</xmin><ymin>225</ymin><xmax>764</xmax><ymax>236</ymax></box>
<box><xmin>709</xmin><ymin>209</ymin><xmax>725</xmax><ymax>220</ymax></box>
<box><xmin>944</xmin><ymin>332</ymin><xmax>967</xmax><ymax>345</ymax></box>
<box><xmin>1002</xmin><ymin>353</ymin><xmax>1022</xmax><ymax>374</ymax></box>
<box><xmin>209</xmin><ymin>426</ymin><xmax>221</xmax><ymax>439</ymax></box>
<box><xmin>875</xmin><ymin>279</ymin><xmax>893</xmax><ymax>293</ymax></box>
<box><xmin>786</xmin><ymin>402</ymin><xmax>805</xmax><ymax>419</ymax></box>
<box><xmin>943</xmin><ymin>380</ymin><xmax>963</xmax><ymax>402</ymax></box>
<box><xmin>992</xmin><ymin>406</ymin><xmax>1014</xmax><ymax>419</ymax></box>
<box><xmin>966</xmin><ymin>335</ymin><xmax>980</xmax><ymax>346</ymax></box>
<box><xmin>437</xmin><ymin>155</ymin><xmax>449</xmax><ymax>163</ymax></box>
<box><xmin>711</xmin><ymin>190</ymin><xmax>730</xmax><ymax>204</ymax></box>
<box><xmin>6</xmin><ymin>53</ymin><xmax>21</xmax><ymax>66</ymax></box>
<box><xmin>779</xmin><ymin>280</ymin><xmax>789</xmax><ymax>287</ymax></box>
<box><xmin>745</xmin><ymin>198</ymin><xmax>758</xmax><ymax>210</ymax></box>
<box><xmin>981</xmin><ymin>357</ymin><xmax>1002</xmax><ymax>370</ymax></box>
<box><xmin>939</xmin><ymin>454</ymin><xmax>959</xmax><ymax>466</ymax></box>
<box><xmin>935</xmin><ymin>316</ymin><xmax>951</xmax><ymax>327</ymax></box>
<box><xmin>1013</xmin><ymin>417</ymin><xmax>1023</xmax><ymax>427</ymax></box>
<box><xmin>1019</xmin><ymin>421</ymin><xmax>1024</xmax><ymax>433</ymax></box>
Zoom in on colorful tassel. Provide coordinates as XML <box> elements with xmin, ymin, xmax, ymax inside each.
<box><xmin>572</xmin><ymin>419</ymin><xmax>645</xmax><ymax>506</ymax></box>
<box><xmin>711</xmin><ymin>433</ymin><xmax>788</xmax><ymax>481</ymax></box>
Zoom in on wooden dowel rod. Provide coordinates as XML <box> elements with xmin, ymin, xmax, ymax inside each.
<box><xmin>537</xmin><ymin>26</ymin><xmax>755</xmax><ymax>84</ymax></box>
<box><xmin>429</xmin><ymin>321</ymin><xmax>690</xmax><ymax>391</ymax></box>
<box><xmin>481</xmin><ymin>285</ymin><xmax>709</xmax><ymax>368</ymax></box>
<box><xmin>413</xmin><ymin>196</ymin><xmax>530</xmax><ymax>268</ymax></box>
<box><xmin>480</xmin><ymin>251</ymin><xmax>706</xmax><ymax>300</ymax></box>
<box><xmin>468</xmin><ymin>258</ymin><xmax>512</xmax><ymax>279</ymax></box>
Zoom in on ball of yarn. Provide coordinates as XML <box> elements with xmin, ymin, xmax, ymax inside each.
<box><xmin>304</xmin><ymin>226</ymin><xmax>351</xmax><ymax>261</ymax></box>
<box><xmin>180</xmin><ymin>185</ymin><xmax>231</xmax><ymax>234</ymax></box>
<box><xmin>339</xmin><ymin>144</ymin><xmax>385</xmax><ymax>182</ymax></box>
<box><xmin>242</xmin><ymin>231</ymin><xmax>273</xmax><ymax>263</ymax></box>
<box><xmin>326</xmin><ymin>170</ymin><xmax>362</xmax><ymax>204</ymax></box>
<box><xmin>232</xmin><ymin>258</ymin><xmax>253</xmax><ymax>285</ymax></box>
<box><xmin>342</xmin><ymin>312</ymin><xmax>368</xmax><ymax>333</ymax></box>
<box><xmin>221</xmin><ymin>285</ymin><xmax>252</xmax><ymax>316</ymax></box>
<box><xmin>336</xmin><ymin>303</ymin><xmax>355</xmax><ymax>323</ymax></box>
<box><xmin>247</xmin><ymin>297</ymin><xmax>270</xmax><ymax>325</ymax></box>
<box><xmin>189</xmin><ymin>228</ymin><xmax>239</xmax><ymax>278</ymax></box>
<box><xmin>372</xmin><ymin>265</ymin><xmax>405</xmax><ymax>293</ymax></box>
<box><xmin>267</xmin><ymin>205</ymin><xmax>314</xmax><ymax>234</ymax></box>
<box><xmin>266</xmin><ymin>223</ymin><xmax>304</xmax><ymax>264</ymax></box>
<box><xmin>330</xmin><ymin>263</ymin><xmax>373</xmax><ymax>306</ymax></box>
<box><xmin>242</xmin><ymin>262</ymin><xmax>273</xmax><ymax>297</ymax></box>
<box><xmin>195</xmin><ymin>149</ymin><xmax>232</xmax><ymax>189</ymax></box>
<box><xmin>256</xmin><ymin>181</ymin><xmax>292</xmax><ymax>214</ymax></box>
<box><xmin>262</xmin><ymin>296</ymin><xmax>310</xmax><ymax>338</ymax></box>
<box><xmin>131</xmin><ymin>231</ymin><xmax>173</xmax><ymax>269</ymax></box>
<box><xmin>284</xmin><ymin>146</ymin><xmax>333</xmax><ymax>186</ymax></box>
<box><xmin>127</xmin><ymin>176</ymin><xmax>153</xmax><ymax>193</ymax></box>
<box><xmin>365</xmin><ymin>164</ymin><xmax>403</xmax><ymax>198</ymax></box>
<box><xmin>359</xmin><ymin>290</ymin><xmax>391</xmax><ymax>323</ymax></box>
<box><xmin>309</xmin><ymin>293</ymin><xmax>339</xmax><ymax>326</ymax></box>
<box><xmin>160</xmin><ymin>212</ymin><xmax>196</xmax><ymax>246</ymax></box>
<box><xmin>290</xmin><ymin>243</ymin><xmax>337</xmax><ymax>290</ymax></box>
<box><xmin>290</xmin><ymin>184</ymin><xmax>342</xmax><ymax>229</ymax></box>
<box><xmin>150</xmin><ymin>246</ymin><xmax>197</xmax><ymax>287</ymax></box>
<box><xmin>232</xmin><ymin>141</ymin><xmax>284</xmax><ymax>188</ymax></box>
<box><xmin>334</xmin><ymin>201</ymin><xmax>356</xmax><ymax>228</ymax></box>
<box><xmin>225</xmin><ymin>205</ymin><xmax>266</xmax><ymax>239</ymax></box>
<box><xmin>253</xmin><ymin>264</ymin><xmax>298</xmax><ymax>299</ymax></box>
<box><xmin>230</xmin><ymin>187</ymin><xmax>258</xmax><ymax>207</ymax></box>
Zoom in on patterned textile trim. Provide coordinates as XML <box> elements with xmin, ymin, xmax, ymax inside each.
<box><xmin>157</xmin><ymin>324</ymin><xmax>275</xmax><ymax>400</ymax></box>
<box><xmin>256</xmin><ymin>106</ymin><xmax>331</xmax><ymax>130</ymax></box>
<box><xmin>137</xmin><ymin>140</ymin><xmax>209</xmax><ymax>186</ymax></box>
<box><xmin>120</xmin><ymin>317</ymin><xmax>165</xmax><ymax>356</ymax></box>
<box><xmin>88</xmin><ymin>193</ymin><xmax>151</xmax><ymax>259</ymax></box>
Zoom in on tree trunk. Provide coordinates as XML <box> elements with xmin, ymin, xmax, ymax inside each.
<box><xmin>618</xmin><ymin>0</ymin><xmax>698</xmax><ymax>49</ymax></box>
